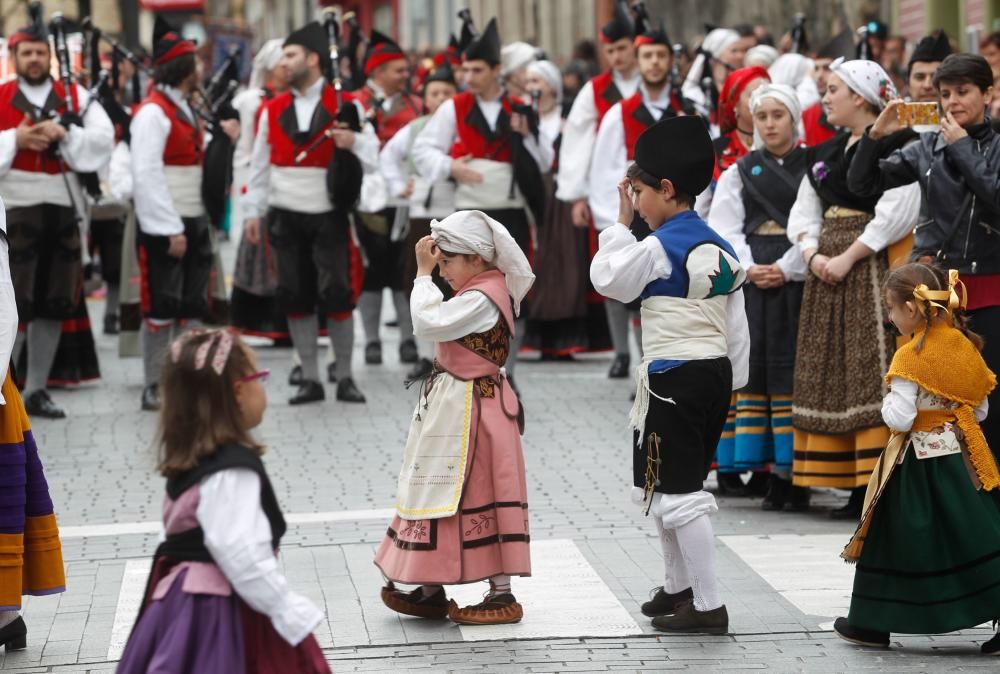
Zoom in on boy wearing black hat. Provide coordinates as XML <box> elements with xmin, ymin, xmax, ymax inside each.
<box><xmin>591</xmin><ymin>116</ymin><xmax>749</xmax><ymax>634</ymax></box>
<box><xmin>380</xmin><ymin>60</ymin><xmax>459</xmax><ymax>378</ymax></box>
<box><xmin>0</xmin><ymin>11</ymin><xmax>115</xmax><ymax>418</ymax></box>
<box><xmin>243</xmin><ymin>20</ymin><xmax>379</xmax><ymax>405</ymax></box>
<box><xmin>353</xmin><ymin>30</ymin><xmax>425</xmax><ymax>368</ymax></box>
<box><xmin>589</xmin><ymin>16</ymin><xmax>686</xmax><ymax>379</ymax></box>
<box><xmin>411</xmin><ymin>17</ymin><xmax>553</xmax><ymax>383</ymax></box>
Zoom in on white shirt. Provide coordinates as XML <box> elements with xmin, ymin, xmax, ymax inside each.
<box><xmin>881</xmin><ymin>377</ymin><xmax>988</xmax><ymax>432</ymax></box>
<box><xmin>243</xmin><ymin>79</ymin><xmax>379</xmax><ymax>218</ymax></box>
<box><xmin>410</xmin><ymin>275</ymin><xmax>500</xmax><ymax>341</ymax></box>
<box><xmin>379</xmin><ymin>119</ymin><xmax>414</xmax><ymax>201</ymax></box>
<box><xmin>587</xmin><ymin>83</ymin><xmax>674</xmax><ymax>231</ymax></box>
<box><xmin>786</xmin><ymin>175</ymin><xmax>921</xmax><ymax>257</ymax></box>
<box><xmin>0</xmin><ymin>78</ymin><xmax>114</xmax><ymax>208</ymax></box>
<box><xmin>0</xmin><ymin>201</ymin><xmax>16</xmax><ymax>403</ymax></box>
<box><xmin>708</xmin><ymin>162</ymin><xmax>808</xmax><ymax>281</ymax></box>
<box><xmin>555</xmin><ymin>69</ymin><xmax>640</xmax><ymax>202</ymax></box>
<box><xmin>196</xmin><ymin>468</ymin><xmax>324</xmax><ymax>646</ymax></box>
<box><xmin>538</xmin><ymin>108</ymin><xmax>561</xmax><ymax>173</ymax></box>
<box><xmin>590</xmin><ymin>222</ymin><xmax>750</xmax><ymax>390</ymax></box>
<box><xmin>130</xmin><ymin>85</ymin><xmax>205</xmax><ymax>236</ymax></box>
<box><xmin>231</xmin><ymin>86</ymin><xmax>265</xmax><ymax>169</ymax></box>
<box><xmin>411</xmin><ymin>92</ymin><xmax>553</xmax><ymax>186</ymax></box>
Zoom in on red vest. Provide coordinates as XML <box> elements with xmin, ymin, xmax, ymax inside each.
<box><xmin>802</xmin><ymin>102</ymin><xmax>837</xmax><ymax>147</ymax></box>
<box><xmin>449</xmin><ymin>91</ymin><xmax>524</xmax><ymax>163</ymax></box>
<box><xmin>590</xmin><ymin>71</ymin><xmax>623</xmax><ymax>127</ymax></box>
<box><xmin>0</xmin><ymin>78</ymin><xmax>78</xmax><ymax>175</ymax></box>
<box><xmin>712</xmin><ymin>129</ymin><xmax>749</xmax><ymax>181</ymax></box>
<box><xmin>620</xmin><ymin>90</ymin><xmax>683</xmax><ymax>160</ymax></box>
<box><xmin>139</xmin><ymin>89</ymin><xmax>203</xmax><ymax>166</ymax></box>
<box><xmin>354</xmin><ymin>85</ymin><xmax>423</xmax><ymax>145</ymax></box>
<box><xmin>266</xmin><ymin>84</ymin><xmax>343</xmax><ymax>168</ymax></box>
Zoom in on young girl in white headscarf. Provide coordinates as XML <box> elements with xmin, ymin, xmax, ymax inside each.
<box><xmin>708</xmin><ymin>84</ymin><xmax>810</xmax><ymax>511</ymax></box>
<box><xmin>374</xmin><ymin>210</ymin><xmax>536</xmax><ymax>627</ymax></box>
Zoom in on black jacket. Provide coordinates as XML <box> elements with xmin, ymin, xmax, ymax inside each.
<box><xmin>846</xmin><ymin>123</ymin><xmax>1000</xmax><ymax>274</ymax></box>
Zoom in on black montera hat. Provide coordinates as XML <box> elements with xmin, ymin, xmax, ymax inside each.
<box><xmin>634</xmin><ymin>116</ymin><xmax>714</xmax><ymax>196</ymax></box>
<box><xmin>463</xmin><ymin>17</ymin><xmax>500</xmax><ymax>65</ymax></box>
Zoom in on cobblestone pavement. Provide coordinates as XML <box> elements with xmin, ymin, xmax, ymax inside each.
<box><xmin>2</xmin><ymin>275</ymin><xmax>995</xmax><ymax>673</ymax></box>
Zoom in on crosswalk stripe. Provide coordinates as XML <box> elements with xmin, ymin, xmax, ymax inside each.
<box><xmin>107</xmin><ymin>559</ymin><xmax>151</xmax><ymax>661</ymax></box>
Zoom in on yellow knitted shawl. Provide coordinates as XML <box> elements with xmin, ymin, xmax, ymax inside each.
<box><xmin>886</xmin><ymin>321</ymin><xmax>999</xmax><ymax>490</ymax></box>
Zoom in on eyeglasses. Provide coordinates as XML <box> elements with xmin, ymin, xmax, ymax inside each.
<box><xmin>236</xmin><ymin>369</ymin><xmax>270</xmax><ymax>385</ymax></box>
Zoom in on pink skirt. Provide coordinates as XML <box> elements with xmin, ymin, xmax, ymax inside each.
<box><xmin>374</xmin><ymin>382</ymin><xmax>531</xmax><ymax>585</ymax></box>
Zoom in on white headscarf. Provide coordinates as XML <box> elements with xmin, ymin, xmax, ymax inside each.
<box><xmin>684</xmin><ymin>28</ymin><xmax>742</xmax><ymax>111</ymax></box>
<box><xmin>430</xmin><ymin>210</ymin><xmax>535</xmax><ymax>316</ymax></box>
<box><xmin>749</xmin><ymin>83</ymin><xmax>801</xmax><ymax>150</ymax></box>
<box><xmin>745</xmin><ymin>44</ymin><xmax>779</xmax><ymax>69</ymax></box>
<box><xmin>527</xmin><ymin>59</ymin><xmax>563</xmax><ymax>103</ymax></box>
<box><xmin>830</xmin><ymin>57</ymin><xmax>897</xmax><ymax>110</ymax></box>
<box><xmin>768</xmin><ymin>53</ymin><xmax>820</xmax><ymax>110</ymax></box>
<box><xmin>501</xmin><ymin>42</ymin><xmax>538</xmax><ymax>78</ymax></box>
<box><xmin>249</xmin><ymin>39</ymin><xmax>284</xmax><ymax>90</ymax></box>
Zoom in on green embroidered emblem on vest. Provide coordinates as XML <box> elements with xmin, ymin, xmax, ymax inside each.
<box><xmin>707</xmin><ymin>252</ymin><xmax>738</xmax><ymax>297</ymax></box>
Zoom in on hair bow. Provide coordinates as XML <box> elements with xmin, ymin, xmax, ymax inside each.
<box><xmin>912</xmin><ymin>269</ymin><xmax>966</xmax><ymax>316</ymax></box>
<box><xmin>169</xmin><ymin>328</ymin><xmax>236</xmax><ymax>375</ymax></box>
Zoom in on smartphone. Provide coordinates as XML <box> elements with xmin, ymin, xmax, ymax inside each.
<box><xmin>897</xmin><ymin>102</ymin><xmax>941</xmax><ymax>127</ymax></box>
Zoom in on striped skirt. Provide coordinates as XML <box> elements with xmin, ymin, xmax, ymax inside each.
<box><xmin>0</xmin><ymin>370</ymin><xmax>66</xmax><ymax>610</ymax></box>
<box><xmin>791</xmin><ymin>212</ymin><xmax>894</xmax><ymax>488</ymax></box>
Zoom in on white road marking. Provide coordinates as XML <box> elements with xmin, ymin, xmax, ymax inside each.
<box><xmin>447</xmin><ymin>539</ymin><xmax>642</xmax><ymax>641</ymax></box>
<box><xmin>720</xmin><ymin>534</ymin><xmax>853</xmax><ymax>628</ymax></box>
<box><xmin>107</xmin><ymin>559</ymin><xmax>152</xmax><ymax>661</ymax></box>
<box><xmin>60</xmin><ymin>508</ymin><xmax>396</xmax><ymax>538</ymax></box>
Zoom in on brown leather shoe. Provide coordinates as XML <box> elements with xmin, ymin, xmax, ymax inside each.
<box><xmin>380</xmin><ymin>583</ymin><xmax>449</xmax><ymax>619</ymax></box>
<box><xmin>447</xmin><ymin>593</ymin><xmax>524</xmax><ymax>625</ymax></box>
<box><xmin>651</xmin><ymin>600</ymin><xmax>728</xmax><ymax>634</ymax></box>
<box><xmin>641</xmin><ymin>586</ymin><xmax>693</xmax><ymax>617</ymax></box>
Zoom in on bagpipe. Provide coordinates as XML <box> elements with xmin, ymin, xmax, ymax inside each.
<box><xmin>292</xmin><ymin>8</ymin><xmax>365</xmax><ymax>213</ymax></box>
<box><xmin>81</xmin><ymin>18</ymin><xmax>136</xmax><ymax>141</ymax></box>
<box><xmin>198</xmin><ymin>47</ymin><xmax>242</xmax><ymax>229</ymax></box>
<box><xmin>790</xmin><ymin>13</ymin><xmax>808</xmax><ymax>54</ymax></box>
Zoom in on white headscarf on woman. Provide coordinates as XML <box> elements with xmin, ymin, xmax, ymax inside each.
<box><xmin>685</xmin><ymin>30</ymin><xmax>740</xmax><ymax>84</ymax></box>
<box><xmin>526</xmin><ymin>59</ymin><xmax>563</xmax><ymax>103</ymax></box>
<box><xmin>748</xmin><ymin>83</ymin><xmax>801</xmax><ymax>150</ymax></box>
<box><xmin>430</xmin><ymin>210</ymin><xmax>536</xmax><ymax>316</ymax></box>
<box><xmin>768</xmin><ymin>53</ymin><xmax>820</xmax><ymax>110</ymax></box>
<box><xmin>745</xmin><ymin>44</ymin><xmax>779</xmax><ymax>69</ymax></box>
<box><xmin>829</xmin><ymin>57</ymin><xmax>897</xmax><ymax>111</ymax></box>
<box><xmin>249</xmin><ymin>39</ymin><xmax>284</xmax><ymax>90</ymax></box>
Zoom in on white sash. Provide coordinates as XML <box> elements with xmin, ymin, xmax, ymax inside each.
<box><xmin>454</xmin><ymin>159</ymin><xmax>524</xmax><ymax>210</ymax></box>
<box><xmin>164</xmin><ymin>165</ymin><xmax>205</xmax><ymax>218</ymax></box>
<box><xmin>395</xmin><ymin>373</ymin><xmax>474</xmax><ymax>520</ymax></box>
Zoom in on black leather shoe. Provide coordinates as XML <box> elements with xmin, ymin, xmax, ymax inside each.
<box><xmin>716</xmin><ymin>472</ymin><xmax>747</xmax><ymax>497</ymax></box>
<box><xmin>406</xmin><ymin>358</ymin><xmax>433</xmax><ymax>381</ymax></box>
<box><xmin>288</xmin><ymin>365</ymin><xmax>303</xmax><ymax>386</ymax></box>
<box><xmin>399</xmin><ymin>339</ymin><xmax>419</xmax><ymax>364</ymax></box>
<box><xmin>608</xmin><ymin>354</ymin><xmax>630</xmax><ymax>378</ymax></box>
<box><xmin>365</xmin><ymin>341</ymin><xmax>383</xmax><ymax>365</ymax></box>
<box><xmin>24</xmin><ymin>390</ymin><xmax>66</xmax><ymax>419</ymax></box>
<box><xmin>785</xmin><ymin>485</ymin><xmax>812</xmax><ymax>512</ymax></box>
<box><xmin>746</xmin><ymin>471</ymin><xmax>770</xmax><ymax>497</ymax></box>
<box><xmin>336</xmin><ymin>377</ymin><xmax>366</xmax><ymax>403</ymax></box>
<box><xmin>761</xmin><ymin>474</ymin><xmax>790</xmax><ymax>511</ymax></box>
<box><xmin>327</xmin><ymin>362</ymin><xmax>338</xmax><ymax>384</ymax></box>
<box><xmin>833</xmin><ymin>617</ymin><xmax>889</xmax><ymax>648</ymax></box>
<box><xmin>289</xmin><ymin>380</ymin><xmax>324</xmax><ymax>405</ymax></box>
<box><xmin>830</xmin><ymin>487</ymin><xmax>865</xmax><ymax>520</ymax></box>
<box><xmin>0</xmin><ymin>615</ymin><xmax>27</xmax><ymax>651</ymax></box>
<box><xmin>641</xmin><ymin>586</ymin><xmax>693</xmax><ymax>617</ymax></box>
<box><xmin>103</xmin><ymin>313</ymin><xmax>119</xmax><ymax>335</ymax></box>
<box><xmin>981</xmin><ymin>626</ymin><xmax>1000</xmax><ymax>655</ymax></box>
<box><xmin>652</xmin><ymin>600</ymin><xmax>728</xmax><ymax>634</ymax></box>
<box><xmin>140</xmin><ymin>385</ymin><xmax>160</xmax><ymax>412</ymax></box>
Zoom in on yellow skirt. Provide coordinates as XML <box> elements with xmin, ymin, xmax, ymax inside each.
<box><xmin>791</xmin><ymin>426</ymin><xmax>890</xmax><ymax>489</ymax></box>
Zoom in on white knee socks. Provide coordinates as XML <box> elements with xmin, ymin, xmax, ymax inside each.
<box><xmin>674</xmin><ymin>514</ymin><xmax>722</xmax><ymax>611</ymax></box>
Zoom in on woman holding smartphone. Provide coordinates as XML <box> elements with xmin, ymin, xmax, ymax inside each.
<box><xmin>847</xmin><ymin>53</ymin><xmax>1000</xmax><ymax>459</ymax></box>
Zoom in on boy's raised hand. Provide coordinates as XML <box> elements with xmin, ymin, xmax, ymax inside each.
<box><xmin>415</xmin><ymin>235</ymin><xmax>440</xmax><ymax>276</ymax></box>
<box><xmin>617</xmin><ymin>178</ymin><xmax>635</xmax><ymax>225</ymax></box>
